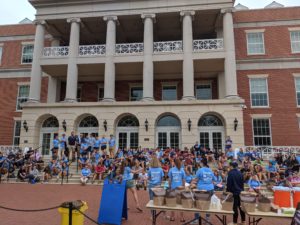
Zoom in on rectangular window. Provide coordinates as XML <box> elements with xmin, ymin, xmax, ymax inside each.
<box><xmin>130</xmin><ymin>87</ymin><xmax>143</xmax><ymax>101</ymax></box>
<box><xmin>253</xmin><ymin>118</ymin><xmax>272</xmax><ymax>146</ymax></box>
<box><xmin>0</xmin><ymin>46</ymin><xmax>3</xmax><ymax>65</ymax></box>
<box><xmin>13</xmin><ymin>121</ymin><xmax>21</xmax><ymax>146</ymax></box>
<box><xmin>16</xmin><ymin>85</ymin><xmax>30</xmax><ymax>110</ymax></box>
<box><xmin>162</xmin><ymin>85</ymin><xmax>177</xmax><ymax>101</ymax></box>
<box><xmin>21</xmin><ymin>45</ymin><xmax>34</xmax><ymax>64</ymax></box>
<box><xmin>158</xmin><ymin>132</ymin><xmax>167</xmax><ymax>149</ymax></box>
<box><xmin>296</xmin><ymin>78</ymin><xmax>300</xmax><ymax>106</ymax></box>
<box><xmin>77</xmin><ymin>87</ymin><xmax>82</xmax><ymax>102</ymax></box>
<box><xmin>250</xmin><ymin>78</ymin><xmax>268</xmax><ymax>107</ymax></box>
<box><xmin>291</xmin><ymin>31</ymin><xmax>300</xmax><ymax>53</ymax></box>
<box><xmin>247</xmin><ymin>32</ymin><xmax>265</xmax><ymax>55</ymax></box>
<box><xmin>98</xmin><ymin>87</ymin><xmax>104</xmax><ymax>101</ymax></box>
<box><xmin>196</xmin><ymin>84</ymin><xmax>212</xmax><ymax>100</ymax></box>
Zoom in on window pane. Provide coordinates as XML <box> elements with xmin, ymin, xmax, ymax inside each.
<box><xmin>130</xmin><ymin>132</ymin><xmax>139</xmax><ymax>149</ymax></box>
<box><xmin>98</xmin><ymin>87</ymin><xmax>104</xmax><ymax>101</ymax></box>
<box><xmin>253</xmin><ymin>119</ymin><xmax>271</xmax><ymax>146</ymax></box>
<box><xmin>13</xmin><ymin>121</ymin><xmax>21</xmax><ymax>146</ymax></box>
<box><xmin>16</xmin><ymin>85</ymin><xmax>30</xmax><ymax>110</ymax></box>
<box><xmin>22</xmin><ymin>45</ymin><xmax>34</xmax><ymax>63</ymax></box>
<box><xmin>118</xmin><ymin>133</ymin><xmax>127</xmax><ymax>149</ymax></box>
<box><xmin>247</xmin><ymin>33</ymin><xmax>264</xmax><ymax>54</ymax></box>
<box><xmin>0</xmin><ymin>46</ymin><xmax>2</xmax><ymax>64</ymax></box>
<box><xmin>130</xmin><ymin>87</ymin><xmax>143</xmax><ymax>101</ymax></box>
<box><xmin>196</xmin><ymin>84</ymin><xmax>212</xmax><ymax>100</ymax></box>
<box><xmin>250</xmin><ymin>79</ymin><xmax>268</xmax><ymax>107</ymax></box>
<box><xmin>170</xmin><ymin>132</ymin><xmax>179</xmax><ymax>149</ymax></box>
<box><xmin>200</xmin><ymin>132</ymin><xmax>209</xmax><ymax>149</ymax></box>
<box><xmin>157</xmin><ymin>116</ymin><xmax>180</xmax><ymax>127</ymax></box>
<box><xmin>162</xmin><ymin>86</ymin><xmax>177</xmax><ymax>100</ymax></box>
<box><xmin>291</xmin><ymin>31</ymin><xmax>300</xmax><ymax>53</ymax></box>
<box><xmin>77</xmin><ymin>88</ymin><xmax>81</xmax><ymax>102</ymax></box>
<box><xmin>158</xmin><ymin>132</ymin><xmax>167</xmax><ymax>149</ymax></box>
<box><xmin>212</xmin><ymin>132</ymin><xmax>222</xmax><ymax>150</ymax></box>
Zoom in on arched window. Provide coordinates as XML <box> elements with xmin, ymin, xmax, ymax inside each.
<box><xmin>42</xmin><ymin>116</ymin><xmax>59</xmax><ymax>128</ymax></box>
<box><xmin>198</xmin><ymin>115</ymin><xmax>223</xmax><ymax>127</ymax></box>
<box><xmin>157</xmin><ymin>115</ymin><xmax>180</xmax><ymax>127</ymax></box>
<box><xmin>118</xmin><ymin>115</ymin><xmax>139</xmax><ymax>127</ymax></box>
<box><xmin>79</xmin><ymin>116</ymin><xmax>99</xmax><ymax>128</ymax></box>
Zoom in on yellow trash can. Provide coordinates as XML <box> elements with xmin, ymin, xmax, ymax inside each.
<box><xmin>58</xmin><ymin>201</ymin><xmax>88</xmax><ymax>225</ymax></box>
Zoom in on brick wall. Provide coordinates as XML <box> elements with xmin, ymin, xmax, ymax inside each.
<box><xmin>237</xmin><ymin>69</ymin><xmax>300</xmax><ymax>146</ymax></box>
<box><xmin>0</xmin><ymin>77</ymin><xmax>48</xmax><ymax>145</ymax></box>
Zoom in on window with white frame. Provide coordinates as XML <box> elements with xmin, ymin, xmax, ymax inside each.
<box><xmin>13</xmin><ymin>121</ymin><xmax>21</xmax><ymax>146</ymax></box>
<box><xmin>130</xmin><ymin>86</ymin><xmax>143</xmax><ymax>101</ymax></box>
<box><xmin>196</xmin><ymin>83</ymin><xmax>212</xmax><ymax>100</ymax></box>
<box><xmin>253</xmin><ymin>118</ymin><xmax>272</xmax><ymax>146</ymax></box>
<box><xmin>296</xmin><ymin>77</ymin><xmax>300</xmax><ymax>106</ymax></box>
<box><xmin>247</xmin><ymin>32</ymin><xmax>265</xmax><ymax>55</ymax></box>
<box><xmin>21</xmin><ymin>45</ymin><xmax>34</xmax><ymax>64</ymax></box>
<box><xmin>77</xmin><ymin>87</ymin><xmax>82</xmax><ymax>102</ymax></box>
<box><xmin>0</xmin><ymin>45</ymin><xmax>3</xmax><ymax>65</ymax></box>
<box><xmin>162</xmin><ymin>85</ymin><xmax>177</xmax><ymax>100</ymax></box>
<box><xmin>250</xmin><ymin>78</ymin><xmax>269</xmax><ymax>107</ymax></box>
<box><xmin>16</xmin><ymin>85</ymin><xmax>30</xmax><ymax>110</ymax></box>
<box><xmin>291</xmin><ymin>31</ymin><xmax>300</xmax><ymax>53</ymax></box>
<box><xmin>98</xmin><ymin>86</ymin><xmax>104</xmax><ymax>101</ymax></box>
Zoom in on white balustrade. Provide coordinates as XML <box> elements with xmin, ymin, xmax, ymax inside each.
<box><xmin>115</xmin><ymin>43</ymin><xmax>144</xmax><ymax>55</ymax></box>
<box><xmin>0</xmin><ymin>146</ymin><xmax>22</xmax><ymax>155</ymax></box>
<box><xmin>43</xmin><ymin>47</ymin><xmax>69</xmax><ymax>57</ymax></box>
<box><xmin>244</xmin><ymin>146</ymin><xmax>300</xmax><ymax>160</ymax></box>
<box><xmin>193</xmin><ymin>39</ymin><xmax>224</xmax><ymax>51</ymax></box>
<box><xmin>154</xmin><ymin>41</ymin><xmax>183</xmax><ymax>53</ymax></box>
<box><xmin>79</xmin><ymin>45</ymin><xmax>106</xmax><ymax>56</ymax></box>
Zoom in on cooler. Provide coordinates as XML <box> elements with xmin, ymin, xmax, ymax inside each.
<box><xmin>293</xmin><ymin>187</ymin><xmax>300</xmax><ymax>208</ymax></box>
<box><xmin>273</xmin><ymin>187</ymin><xmax>292</xmax><ymax>208</ymax></box>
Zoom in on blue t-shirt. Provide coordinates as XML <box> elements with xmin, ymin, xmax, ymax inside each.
<box><xmin>94</xmin><ymin>152</ymin><xmax>101</xmax><ymax>163</ymax></box>
<box><xmin>168</xmin><ymin>167</ymin><xmax>185</xmax><ymax>190</ymax></box>
<box><xmin>196</xmin><ymin>167</ymin><xmax>214</xmax><ymax>191</ymax></box>
<box><xmin>80</xmin><ymin>143</ymin><xmax>88</xmax><ymax>152</ymax></box>
<box><xmin>148</xmin><ymin>167</ymin><xmax>164</xmax><ymax>187</ymax></box>
<box><xmin>226</xmin><ymin>151</ymin><xmax>234</xmax><ymax>158</ymax></box>
<box><xmin>123</xmin><ymin>166</ymin><xmax>133</xmax><ymax>181</ymax></box>
<box><xmin>81</xmin><ymin>168</ymin><xmax>91</xmax><ymax>177</ymax></box>
<box><xmin>100</xmin><ymin>138</ymin><xmax>108</xmax><ymax>146</ymax></box>
<box><xmin>248</xmin><ymin>179</ymin><xmax>261</xmax><ymax>189</ymax></box>
<box><xmin>109</xmin><ymin>138</ymin><xmax>116</xmax><ymax>147</ymax></box>
<box><xmin>117</xmin><ymin>151</ymin><xmax>124</xmax><ymax>158</ymax></box>
<box><xmin>94</xmin><ymin>139</ymin><xmax>101</xmax><ymax>148</ymax></box>
<box><xmin>266</xmin><ymin>165</ymin><xmax>277</xmax><ymax>173</ymax></box>
<box><xmin>296</xmin><ymin>156</ymin><xmax>300</xmax><ymax>164</ymax></box>
<box><xmin>237</xmin><ymin>152</ymin><xmax>245</xmax><ymax>160</ymax></box>
<box><xmin>185</xmin><ymin>174</ymin><xmax>194</xmax><ymax>184</ymax></box>
<box><xmin>53</xmin><ymin>139</ymin><xmax>59</xmax><ymax>148</ymax></box>
<box><xmin>60</xmin><ymin>137</ymin><xmax>67</xmax><ymax>148</ymax></box>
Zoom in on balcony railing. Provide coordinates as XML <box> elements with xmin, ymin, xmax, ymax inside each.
<box><xmin>43</xmin><ymin>46</ymin><xmax>69</xmax><ymax>57</ymax></box>
<box><xmin>153</xmin><ymin>40</ymin><xmax>183</xmax><ymax>53</ymax></box>
<box><xmin>42</xmin><ymin>38</ymin><xmax>224</xmax><ymax>58</ymax></box>
<box><xmin>244</xmin><ymin>146</ymin><xmax>300</xmax><ymax>160</ymax></box>
<box><xmin>193</xmin><ymin>39</ymin><xmax>224</xmax><ymax>51</ymax></box>
<box><xmin>79</xmin><ymin>45</ymin><xmax>106</xmax><ymax>56</ymax></box>
<box><xmin>116</xmin><ymin>43</ymin><xmax>144</xmax><ymax>55</ymax></box>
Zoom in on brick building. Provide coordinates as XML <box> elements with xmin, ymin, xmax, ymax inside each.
<box><xmin>0</xmin><ymin>0</ymin><xmax>299</xmax><ymax>155</ymax></box>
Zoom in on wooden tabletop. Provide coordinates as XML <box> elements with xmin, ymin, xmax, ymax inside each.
<box><xmin>246</xmin><ymin>209</ymin><xmax>294</xmax><ymax>218</ymax></box>
<box><xmin>146</xmin><ymin>200</ymin><xmax>234</xmax><ymax>215</ymax></box>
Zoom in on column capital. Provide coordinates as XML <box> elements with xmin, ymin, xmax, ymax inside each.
<box><xmin>141</xmin><ymin>13</ymin><xmax>156</xmax><ymax>22</ymax></box>
<box><xmin>33</xmin><ymin>20</ymin><xmax>46</xmax><ymax>26</ymax></box>
<box><xmin>103</xmin><ymin>15</ymin><xmax>119</xmax><ymax>23</ymax></box>
<box><xmin>221</xmin><ymin>8</ymin><xmax>236</xmax><ymax>14</ymax></box>
<box><xmin>180</xmin><ymin>10</ymin><xmax>195</xmax><ymax>17</ymax></box>
<box><xmin>67</xmin><ymin>18</ymin><xmax>81</xmax><ymax>24</ymax></box>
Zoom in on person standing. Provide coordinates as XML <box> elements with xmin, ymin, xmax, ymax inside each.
<box><xmin>100</xmin><ymin>135</ymin><xmax>108</xmax><ymax>154</ymax></box>
<box><xmin>52</xmin><ymin>135</ymin><xmax>60</xmax><ymax>159</ymax></box>
<box><xmin>225</xmin><ymin>136</ymin><xmax>233</xmax><ymax>152</ymax></box>
<box><xmin>108</xmin><ymin>134</ymin><xmax>116</xmax><ymax>158</ymax></box>
<box><xmin>148</xmin><ymin>157</ymin><xmax>164</xmax><ymax>199</ymax></box>
<box><xmin>68</xmin><ymin>131</ymin><xmax>77</xmax><ymax>161</ymax></box>
<box><xmin>60</xmin><ymin>133</ymin><xmax>67</xmax><ymax>159</ymax></box>
<box><xmin>226</xmin><ymin>162</ymin><xmax>245</xmax><ymax>225</ymax></box>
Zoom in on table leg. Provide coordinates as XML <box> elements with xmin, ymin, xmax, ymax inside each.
<box><xmin>215</xmin><ymin>215</ymin><xmax>228</xmax><ymax>225</ymax></box>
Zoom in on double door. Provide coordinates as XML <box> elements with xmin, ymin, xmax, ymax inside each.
<box><xmin>157</xmin><ymin>127</ymin><xmax>181</xmax><ymax>149</ymax></box>
<box><xmin>40</xmin><ymin>132</ymin><xmax>58</xmax><ymax>156</ymax></box>
<box><xmin>117</xmin><ymin>128</ymin><xmax>139</xmax><ymax>149</ymax></box>
<box><xmin>199</xmin><ymin>127</ymin><xmax>224</xmax><ymax>151</ymax></box>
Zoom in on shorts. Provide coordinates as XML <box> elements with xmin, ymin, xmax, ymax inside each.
<box><xmin>101</xmin><ymin>145</ymin><xmax>107</xmax><ymax>151</ymax></box>
<box><xmin>126</xmin><ymin>180</ymin><xmax>135</xmax><ymax>189</ymax></box>
<box><xmin>94</xmin><ymin>147</ymin><xmax>99</xmax><ymax>151</ymax></box>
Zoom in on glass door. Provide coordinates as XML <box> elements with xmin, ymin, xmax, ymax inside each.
<box><xmin>170</xmin><ymin>132</ymin><xmax>179</xmax><ymax>149</ymax></box>
<box><xmin>158</xmin><ymin>132</ymin><xmax>167</xmax><ymax>149</ymax></box>
<box><xmin>199</xmin><ymin>129</ymin><xmax>224</xmax><ymax>151</ymax></box>
<box><xmin>42</xmin><ymin>133</ymin><xmax>51</xmax><ymax>155</ymax></box>
<box><xmin>200</xmin><ymin>132</ymin><xmax>210</xmax><ymax>149</ymax></box>
<box><xmin>118</xmin><ymin>132</ymin><xmax>127</xmax><ymax>149</ymax></box>
<box><xmin>157</xmin><ymin>131</ymin><xmax>180</xmax><ymax>149</ymax></box>
<box><xmin>130</xmin><ymin>132</ymin><xmax>139</xmax><ymax>149</ymax></box>
<box><xmin>212</xmin><ymin>132</ymin><xmax>223</xmax><ymax>151</ymax></box>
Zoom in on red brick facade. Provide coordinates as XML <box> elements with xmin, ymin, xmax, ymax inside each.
<box><xmin>0</xmin><ymin>7</ymin><xmax>300</xmax><ymax>146</ymax></box>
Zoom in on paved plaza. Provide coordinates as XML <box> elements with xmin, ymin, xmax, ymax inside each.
<box><xmin>0</xmin><ymin>184</ymin><xmax>292</xmax><ymax>225</ymax></box>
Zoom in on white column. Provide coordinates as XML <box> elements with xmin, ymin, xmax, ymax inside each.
<box><xmin>141</xmin><ymin>14</ymin><xmax>155</xmax><ymax>101</ymax></box>
<box><xmin>65</xmin><ymin>18</ymin><xmax>81</xmax><ymax>102</ymax></box>
<box><xmin>222</xmin><ymin>9</ymin><xmax>238</xmax><ymax>98</ymax></box>
<box><xmin>181</xmin><ymin>11</ymin><xmax>195</xmax><ymax>100</ymax></box>
<box><xmin>28</xmin><ymin>20</ymin><xmax>45</xmax><ymax>102</ymax></box>
<box><xmin>103</xmin><ymin>16</ymin><xmax>118</xmax><ymax>101</ymax></box>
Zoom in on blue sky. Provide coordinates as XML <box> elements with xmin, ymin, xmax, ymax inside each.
<box><xmin>0</xmin><ymin>0</ymin><xmax>299</xmax><ymax>25</ymax></box>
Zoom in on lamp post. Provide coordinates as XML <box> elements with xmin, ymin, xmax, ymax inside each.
<box><xmin>62</xmin><ymin>120</ymin><xmax>67</xmax><ymax>132</ymax></box>
<box><xmin>234</xmin><ymin>118</ymin><xmax>238</xmax><ymax>131</ymax></box>
<box><xmin>103</xmin><ymin>120</ymin><xmax>107</xmax><ymax>132</ymax></box>
<box><xmin>23</xmin><ymin>120</ymin><xmax>28</xmax><ymax>132</ymax></box>
<box><xmin>145</xmin><ymin>119</ymin><xmax>149</xmax><ymax>132</ymax></box>
<box><xmin>187</xmin><ymin>118</ymin><xmax>191</xmax><ymax>132</ymax></box>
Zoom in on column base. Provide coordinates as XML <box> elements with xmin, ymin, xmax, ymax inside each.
<box><xmin>63</xmin><ymin>98</ymin><xmax>77</xmax><ymax>103</ymax></box>
<box><xmin>141</xmin><ymin>97</ymin><xmax>154</xmax><ymax>102</ymax></box>
<box><xmin>225</xmin><ymin>95</ymin><xmax>240</xmax><ymax>99</ymax></box>
<box><xmin>102</xmin><ymin>98</ymin><xmax>116</xmax><ymax>102</ymax></box>
<box><xmin>182</xmin><ymin>96</ymin><xmax>196</xmax><ymax>101</ymax></box>
<box><xmin>27</xmin><ymin>98</ymin><xmax>40</xmax><ymax>103</ymax></box>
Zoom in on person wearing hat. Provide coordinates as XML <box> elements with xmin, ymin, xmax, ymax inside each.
<box><xmin>226</xmin><ymin>161</ymin><xmax>245</xmax><ymax>225</ymax></box>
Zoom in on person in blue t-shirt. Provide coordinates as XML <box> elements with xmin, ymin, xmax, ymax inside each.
<box><xmin>248</xmin><ymin>175</ymin><xmax>261</xmax><ymax>192</ymax></box>
<box><xmin>121</xmin><ymin>158</ymin><xmax>143</xmax><ymax>212</ymax></box>
<box><xmin>213</xmin><ymin>169</ymin><xmax>224</xmax><ymax>191</ymax></box>
<box><xmin>52</xmin><ymin>135</ymin><xmax>60</xmax><ymax>158</ymax></box>
<box><xmin>100</xmin><ymin>135</ymin><xmax>108</xmax><ymax>152</ymax></box>
<box><xmin>266</xmin><ymin>161</ymin><xmax>278</xmax><ymax>180</ymax></box>
<box><xmin>94</xmin><ymin>135</ymin><xmax>100</xmax><ymax>151</ymax></box>
<box><xmin>108</xmin><ymin>135</ymin><xmax>116</xmax><ymax>158</ymax></box>
<box><xmin>59</xmin><ymin>134</ymin><xmax>67</xmax><ymax>159</ymax></box>
<box><xmin>237</xmin><ymin>148</ymin><xmax>245</xmax><ymax>163</ymax></box>
<box><xmin>168</xmin><ymin>158</ymin><xmax>185</xmax><ymax>222</ymax></box>
<box><xmin>80</xmin><ymin>164</ymin><xmax>91</xmax><ymax>185</ymax></box>
<box><xmin>148</xmin><ymin>157</ymin><xmax>164</xmax><ymax>200</ymax></box>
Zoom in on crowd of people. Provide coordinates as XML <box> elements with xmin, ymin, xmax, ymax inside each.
<box><xmin>1</xmin><ymin>133</ymin><xmax>300</xmax><ymax>224</ymax></box>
